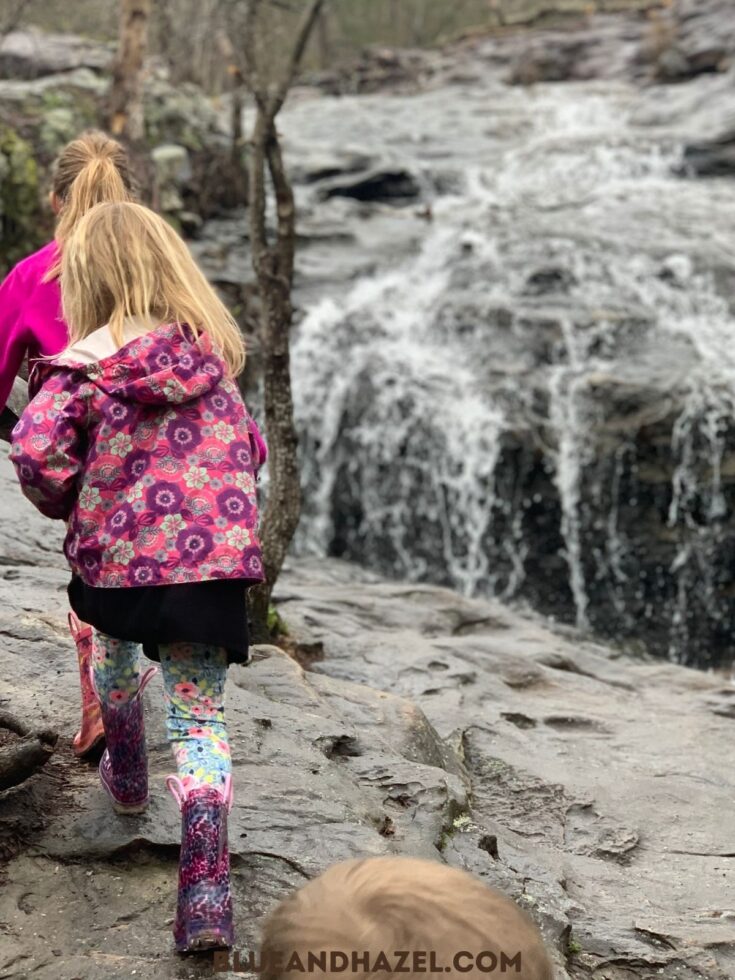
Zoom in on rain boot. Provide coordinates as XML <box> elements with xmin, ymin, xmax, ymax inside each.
<box><xmin>167</xmin><ymin>774</ymin><xmax>234</xmax><ymax>952</ymax></box>
<box><xmin>69</xmin><ymin>613</ymin><xmax>105</xmax><ymax>757</ymax></box>
<box><xmin>98</xmin><ymin>665</ymin><xmax>158</xmax><ymax>814</ymax></box>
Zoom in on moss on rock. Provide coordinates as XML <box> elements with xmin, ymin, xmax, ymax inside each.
<box><xmin>0</xmin><ymin>126</ymin><xmax>48</xmax><ymax>276</ymax></box>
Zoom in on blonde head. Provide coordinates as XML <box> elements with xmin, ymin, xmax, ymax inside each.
<box><xmin>61</xmin><ymin>201</ymin><xmax>246</xmax><ymax>376</ymax></box>
<box><xmin>45</xmin><ymin>131</ymin><xmax>133</xmax><ymax>279</ymax></box>
<box><xmin>259</xmin><ymin>857</ymin><xmax>554</xmax><ymax>980</ymax></box>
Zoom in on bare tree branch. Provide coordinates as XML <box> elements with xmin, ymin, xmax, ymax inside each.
<box><xmin>266</xmin><ymin>130</ymin><xmax>295</xmax><ymax>287</ymax></box>
<box><xmin>273</xmin><ymin>0</ymin><xmax>324</xmax><ymax>109</ymax></box>
<box><xmin>240</xmin><ymin>0</ymin><xmax>328</xmax><ymax>638</ymax></box>
<box><xmin>242</xmin><ymin>0</ymin><xmax>268</xmax><ymax>108</ymax></box>
<box><xmin>248</xmin><ymin>114</ymin><xmax>270</xmax><ymax>261</ymax></box>
<box><xmin>0</xmin><ymin>0</ymin><xmax>32</xmax><ymax>43</ymax></box>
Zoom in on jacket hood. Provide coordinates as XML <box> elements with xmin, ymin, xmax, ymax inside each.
<box><xmin>35</xmin><ymin>323</ymin><xmax>224</xmax><ymax>405</ymax></box>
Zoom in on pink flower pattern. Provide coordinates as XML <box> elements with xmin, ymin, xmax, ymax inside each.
<box><xmin>10</xmin><ymin>323</ymin><xmax>266</xmax><ymax>590</ymax></box>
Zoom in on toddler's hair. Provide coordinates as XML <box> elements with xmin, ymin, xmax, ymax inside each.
<box><xmin>61</xmin><ymin>201</ymin><xmax>246</xmax><ymax>376</ymax></box>
<box><xmin>45</xmin><ymin>130</ymin><xmax>133</xmax><ymax>279</ymax></box>
<box><xmin>259</xmin><ymin>857</ymin><xmax>554</xmax><ymax>980</ymax></box>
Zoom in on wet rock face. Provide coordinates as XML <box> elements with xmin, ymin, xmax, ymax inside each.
<box><xmin>301</xmin><ymin>291</ymin><xmax>735</xmax><ymax>669</ymax></box>
<box><xmin>277</xmin><ymin>559</ymin><xmax>735</xmax><ymax>980</ymax></box>
<box><xmin>664</xmin><ymin>0</ymin><xmax>735</xmax><ymax>79</ymax></box>
<box><xmin>1</xmin><ymin>450</ymin><xmax>732</xmax><ymax>980</ymax></box>
<box><xmin>275</xmin><ymin>27</ymin><xmax>735</xmax><ymax>672</ymax></box>
<box><xmin>683</xmin><ymin>128</ymin><xmax>735</xmax><ymax>177</ymax></box>
<box><xmin>319</xmin><ymin>168</ymin><xmax>422</xmax><ymax>204</ymax></box>
<box><xmin>479</xmin><ymin>0</ymin><xmax>735</xmax><ymax>87</ymax></box>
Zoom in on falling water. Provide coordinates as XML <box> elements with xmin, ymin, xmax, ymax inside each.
<box><xmin>547</xmin><ymin>318</ymin><xmax>592</xmax><ymax>630</ymax></box>
<box><xmin>278</xmin><ymin>71</ymin><xmax>735</xmax><ymax>668</ymax></box>
<box><xmin>293</xmin><ymin>222</ymin><xmax>507</xmax><ymax>596</ymax></box>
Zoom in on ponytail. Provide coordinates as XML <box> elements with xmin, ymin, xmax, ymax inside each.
<box><xmin>55</xmin><ymin>154</ymin><xmax>130</xmax><ymax>247</ymax></box>
<box><xmin>44</xmin><ymin>130</ymin><xmax>133</xmax><ymax>280</ymax></box>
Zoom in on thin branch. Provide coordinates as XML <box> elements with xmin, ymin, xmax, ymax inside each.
<box><xmin>248</xmin><ymin>110</ymin><xmax>270</xmax><ymax>263</ymax></box>
<box><xmin>0</xmin><ymin>0</ymin><xmax>32</xmax><ymax>42</ymax></box>
<box><xmin>266</xmin><ymin>130</ymin><xmax>295</xmax><ymax>288</ymax></box>
<box><xmin>242</xmin><ymin>0</ymin><xmax>268</xmax><ymax>108</ymax></box>
<box><xmin>272</xmin><ymin>0</ymin><xmax>324</xmax><ymax>110</ymax></box>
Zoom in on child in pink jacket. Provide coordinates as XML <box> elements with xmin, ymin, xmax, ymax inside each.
<box><xmin>0</xmin><ymin>241</ymin><xmax>65</xmax><ymax>408</ymax></box>
<box><xmin>0</xmin><ymin>130</ymin><xmax>134</xmax><ymax>756</ymax></box>
<box><xmin>12</xmin><ymin>200</ymin><xmax>266</xmax><ymax>953</ymax></box>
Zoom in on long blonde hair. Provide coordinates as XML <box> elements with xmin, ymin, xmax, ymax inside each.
<box><xmin>44</xmin><ymin>131</ymin><xmax>133</xmax><ymax>280</ymax></box>
<box><xmin>61</xmin><ymin>201</ymin><xmax>246</xmax><ymax>377</ymax></box>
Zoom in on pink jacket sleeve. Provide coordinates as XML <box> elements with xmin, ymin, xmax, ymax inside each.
<box><xmin>10</xmin><ymin>369</ymin><xmax>88</xmax><ymax>520</ymax></box>
<box><xmin>249</xmin><ymin>417</ymin><xmax>268</xmax><ymax>474</ymax></box>
<box><xmin>0</xmin><ymin>264</ymin><xmax>32</xmax><ymax>411</ymax></box>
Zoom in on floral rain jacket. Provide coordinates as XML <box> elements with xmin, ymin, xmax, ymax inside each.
<box><xmin>11</xmin><ymin>323</ymin><xmax>266</xmax><ymax>588</ymax></box>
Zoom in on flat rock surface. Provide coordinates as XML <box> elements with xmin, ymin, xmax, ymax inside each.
<box><xmin>276</xmin><ymin>560</ymin><xmax>735</xmax><ymax>980</ymax></box>
<box><xmin>0</xmin><ymin>450</ymin><xmax>733</xmax><ymax>980</ymax></box>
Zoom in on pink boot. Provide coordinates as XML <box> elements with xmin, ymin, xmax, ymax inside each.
<box><xmin>98</xmin><ymin>665</ymin><xmax>158</xmax><ymax>814</ymax></box>
<box><xmin>167</xmin><ymin>774</ymin><xmax>234</xmax><ymax>952</ymax></box>
<box><xmin>69</xmin><ymin>613</ymin><xmax>105</xmax><ymax>758</ymax></box>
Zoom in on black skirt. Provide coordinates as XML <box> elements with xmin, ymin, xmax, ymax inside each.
<box><xmin>68</xmin><ymin>576</ymin><xmax>250</xmax><ymax>665</ymax></box>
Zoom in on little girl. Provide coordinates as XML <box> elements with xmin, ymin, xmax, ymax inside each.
<box><xmin>11</xmin><ymin>200</ymin><xmax>266</xmax><ymax>953</ymax></box>
<box><xmin>0</xmin><ymin>130</ymin><xmax>135</xmax><ymax>757</ymax></box>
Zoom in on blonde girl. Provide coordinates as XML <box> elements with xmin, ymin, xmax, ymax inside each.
<box><xmin>11</xmin><ymin>201</ymin><xmax>267</xmax><ymax>953</ymax></box>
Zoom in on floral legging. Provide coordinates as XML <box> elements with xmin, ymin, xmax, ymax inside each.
<box><xmin>92</xmin><ymin>631</ymin><xmax>231</xmax><ymax>793</ymax></box>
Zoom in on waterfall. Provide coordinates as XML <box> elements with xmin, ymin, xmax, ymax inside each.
<box><xmin>293</xmin><ymin>221</ymin><xmax>508</xmax><ymax>596</ymax></box>
<box><xmin>547</xmin><ymin>318</ymin><xmax>592</xmax><ymax>630</ymax></box>
<box><xmin>277</xmin><ymin>73</ymin><xmax>735</xmax><ymax>668</ymax></box>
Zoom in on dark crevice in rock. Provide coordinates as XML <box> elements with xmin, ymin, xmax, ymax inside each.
<box><xmin>478</xmin><ymin>834</ymin><xmax>499</xmax><ymax>860</ymax></box>
<box><xmin>543</xmin><ymin>715</ymin><xmax>612</xmax><ymax>734</ymax></box>
<box><xmin>315</xmin><ymin>734</ymin><xmax>362</xmax><ymax>759</ymax></box>
<box><xmin>501</xmin><ymin>712</ymin><xmax>538</xmax><ymax>729</ymax></box>
<box><xmin>238</xmin><ymin>851</ymin><xmax>311</xmax><ymax>879</ymax></box>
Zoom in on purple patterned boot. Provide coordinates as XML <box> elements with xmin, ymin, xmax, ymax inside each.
<box><xmin>167</xmin><ymin>774</ymin><xmax>234</xmax><ymax>952</ymax></box>
<box><xmin>98</xmin><ymin>665</ymin><xmax>158</xmax><ymax>815</ymax></box>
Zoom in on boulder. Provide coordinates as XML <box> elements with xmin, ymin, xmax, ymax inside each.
<box><xmin>319</xmin><ymin>167</ymin><xmax>422</xmax><ymax>204</ymax></box>
<box><xmin>662</xmin><ymin>0</ymin><xmax>735</xmax><ymax>79</ymax></box>
<box><xmin>0</xmin><ymin>29</ymin><xmax>112</xmax><ymax>80</ymax></box>
<box><xmin>682</xmin><ymin>130</ymin><xmax>735</xmax><ymax>177</ymax></box>
<box><xmin>151</xmin><ymin>142</ymin><xmax>191</xmax><ymax>215</ymax></box>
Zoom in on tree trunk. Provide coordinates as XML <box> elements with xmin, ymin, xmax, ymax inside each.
<box><xmin>108</xmin><ymin>0</ymin><xmax>151</xmax><ymax>145</ymax></box>
<box><xmin>247</xmin><ymin>113</ymin><xmax>302</xmax><ymax>641</ymax></box>
<box><xmin>0</xmin><ymin>0</ymin><xmax>32</xmax><ymax>40</ymax></box>
<box><xmin>241</xmin><ymin>0</ymin><xmax>323</xmax><ymax>641</ymax></box>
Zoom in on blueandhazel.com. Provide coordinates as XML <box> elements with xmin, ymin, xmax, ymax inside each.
<box><xmin>213</xmin><ymin>949</ymin><xmax>525</xmax><ymax>974</ymax></box>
